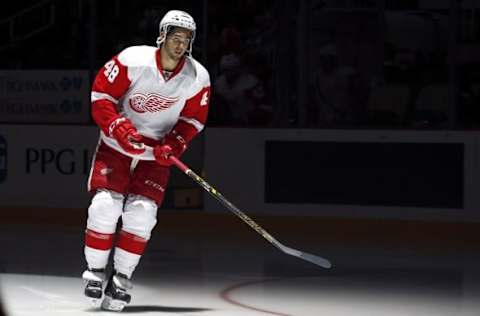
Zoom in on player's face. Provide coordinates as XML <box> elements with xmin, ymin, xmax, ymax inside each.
<box><xmin>164</xmin><ymin>28</ymin><xmax>192</xmax><ymax>60</ymax></box>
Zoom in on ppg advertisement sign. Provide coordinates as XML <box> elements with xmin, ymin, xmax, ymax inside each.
<box><xmin>0</xmin><ymin>125</ymin><xmax>98</xmax><ymax>208</ymax></box>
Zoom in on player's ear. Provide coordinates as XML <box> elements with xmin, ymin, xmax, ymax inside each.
<box><xmin>160</xmin><ymin>31</ymin><xmax>167</xmax><ymax>42</ymax></box>
<box><xmin>156</xmin><ymin>31</ymin><xmax>166</xmax><ymax>47</ymax></box>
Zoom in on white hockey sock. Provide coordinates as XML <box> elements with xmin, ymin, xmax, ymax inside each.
<box><xmin>113</xmin><ymin>247</ymin><xmax>141</xmax><ymax>279</ymax></box>
<box><xmin>85</xmin><ymin>246</ymin><xmax>111</xmax><ymax>270</ymax></box>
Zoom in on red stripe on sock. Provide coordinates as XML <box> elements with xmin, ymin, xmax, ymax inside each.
<box><xmin>116</xmin><ymin>230</ymin><xmax>147</xmax><ymax>255</ymax></box>
<box><xmin>85</xmin><ymin>229</ymin><xmax>114</xmax><ymax>250</ymax></box>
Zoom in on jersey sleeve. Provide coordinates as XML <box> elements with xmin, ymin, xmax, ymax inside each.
<box><xmin>172</xmin><ymin>67</ymin><xmax>211</xmax><ymax>143</ymax></box>
<box><xmin>91</xmin><ymin>46</ymin><xmax>149</xmax><ymax>135</ymax></box>
<box><xmin>173</xmin><ymin>85</ymin><xmax>211</xmax><ymax>143</ymax></box>
<box><xmin>90</xmin><ymin>54</ymin><xmax>131</xmax><ymax>135</ymax></box>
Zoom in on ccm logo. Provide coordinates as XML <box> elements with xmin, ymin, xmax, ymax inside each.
<box><xmin>144</xmin><ymin>180</ymin><xmax>165</xmax><ymax>192</ymax></box>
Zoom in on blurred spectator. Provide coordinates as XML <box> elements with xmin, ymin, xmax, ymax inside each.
<box><xmin>244</xmin><ymin>9</ymin><xmax>278</xmax><ymax>68</ymax></box>
<box><xmin>219</xmin><ymin>22</ymin><xmax>242</xmax><ymax>55</ymax></box>
<box><xmin>456</xmin><ymin>63</ymin><xmax>480</xmax><ymax>128</ymax></box>
<box><xmin>245</xmin><ymin>11</ymin><xmax>276</xmax><ymax>49</ymax></box>
<box><xmin>213</xmin><ymin>53</ymin><xmax>271</xmax><ymax>126</ymax></box>
<box><xmin>311</xmin><ymin>44</ymin><xmax>360</xmax><ymax>126</ymax></box>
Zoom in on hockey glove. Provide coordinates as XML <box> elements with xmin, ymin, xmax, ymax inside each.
<box><xmin>153</xmin><ymin>131</ymin><xmax>187</xmax><ymax>167</ymax></box>
<box><xmin>109</xmin><ymin>117</ymin><xmax>145</xmax><ymax>155</ymax></box>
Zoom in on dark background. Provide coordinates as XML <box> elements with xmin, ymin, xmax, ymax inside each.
<box><xmin>2</xmin><ymin>0</ymin><xmax>480</xmax><ymax>130</ymax></box>
<box><xmin>1</xmin><ymin>2</ymin><xmax>480</xmax><ymax>315</ymax></box>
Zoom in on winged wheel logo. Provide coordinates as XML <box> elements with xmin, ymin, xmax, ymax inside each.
<box><xmin>129</xmin><ymin>93</ymin><xmax>178</xmax><ymax>113</ymax></box>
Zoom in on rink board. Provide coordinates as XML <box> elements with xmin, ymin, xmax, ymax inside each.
<box><xmin>204</xmin><ymin>128</ymin><xmax>480</xmax><ymax>222</ymax></box>
<box><xmin>0</xmin><ymin>125</ymin><xmax>203</xmax><ymax>208</ymax></box>
<box><xmin>1</xmin><ymin>125</ymin><xmax>479</xmax><ymax>222</ymax></box>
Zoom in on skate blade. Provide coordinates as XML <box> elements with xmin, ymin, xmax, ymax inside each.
<box><xmin>101</xmin><ymin>295</ymin><xmax>127</xmax><ymax>312</ymax></box>
<box><xmin>86</xmin><ymin>297</ymin><xmax>102</xmax><ymax>308</ymax></box>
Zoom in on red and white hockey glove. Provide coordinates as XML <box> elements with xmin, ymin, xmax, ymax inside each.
<box><xmin>153</xmin><ymin>131</ymin><xmax>187</xmax><ymax>167</ymax></box>
<box><xmin>108</xmin><ymin>117</ymin><xmax>145</xmax><ymax>155</ymax></box>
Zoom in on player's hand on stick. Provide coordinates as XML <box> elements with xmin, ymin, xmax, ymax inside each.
<box><xmin>153</xmin><ymin>132</ymin><xmax>187</xmax><ymax>167</ymax></box>
<box><xmin>109</xmin><ymin>117</ymin><xmax>146</xmax><ymax>155</ymax></box>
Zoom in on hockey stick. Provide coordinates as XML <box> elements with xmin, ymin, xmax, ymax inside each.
<box><xmin>170</xmin><ymin>156</ymin><xmax>332</xmax><ymax>269</ymax></box>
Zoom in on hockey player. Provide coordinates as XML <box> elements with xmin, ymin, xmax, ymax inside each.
<box><xmin>82</xmin><ymin>10</ymin><xmax>210</xmax><ymax>311</ymax></box>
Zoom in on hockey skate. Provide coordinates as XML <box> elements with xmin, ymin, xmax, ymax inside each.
<box><xmin>82</xmin><ymin>268</ymin><xmax>106</xmax><ymax>306</ymax></box>
<box><xmin>101</xmin><ymin>272</ymin><xmax>132</xmax><ymax>312</ymax></box>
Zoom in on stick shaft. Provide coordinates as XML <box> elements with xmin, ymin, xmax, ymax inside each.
<box><xmin>170</xmin><ymin>157</ymin><xmax>277</xmax><ymax>242</ymax></box>
<box><xmin>169</xmin><ymin>156</ymin><xmax>332</xmax><ymax>269</ymax></box>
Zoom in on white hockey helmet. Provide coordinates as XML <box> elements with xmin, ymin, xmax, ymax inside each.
<box><xmin>156</xmin><ymin>10</ymin><xmax>196</xmax><ymax>55</ymax></box>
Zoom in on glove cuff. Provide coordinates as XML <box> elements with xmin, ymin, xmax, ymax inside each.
<box><xmin>108</xmin><ymin>117</ymin><xmax>127</xmax><ymax>137</ymax></box>
<box><xmin>169</xmin><ymin>130</ymin><xmax>187</xmax><ymax>148</ymax></box>
<box><xmin>163</xmin><ymin>129</ymin><xmax>187</xmax><ymax>157</ymax></box>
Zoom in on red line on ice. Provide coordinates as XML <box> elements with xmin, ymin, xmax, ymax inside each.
<box><xmin>219</xmin><ymin>278</ymin><xmax>291</xmax><ymax>316</ymax></box>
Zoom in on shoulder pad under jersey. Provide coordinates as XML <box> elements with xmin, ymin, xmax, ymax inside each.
<box><xmin>117</xmin><ymin>45</ymin><xmax>157</xmax><ymax>68</ymax></box>
<box><xmin>188</xmin><ymin>57</ymin><xmax>210</xmax><ymax>87</ymax></box>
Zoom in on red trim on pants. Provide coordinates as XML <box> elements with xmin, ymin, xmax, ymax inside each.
<box><xmin>116</xmin><ymin>230</ymin><xmax>148</xmax><ymax>255</ymax></box>
<box><xmin>85</xmin><ymin>229</ymin><xmax>114</xmax><ymax>250</ymax></box>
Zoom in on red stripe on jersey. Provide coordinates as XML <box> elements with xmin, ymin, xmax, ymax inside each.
<box><xmin>155</xmin><ymin>49</ymin><xmax>186</xmax><ymax>82</ymax></box>
<box><xmin>173</xmin><ymin>120</ymin><xmax>199</xmax><ymax>143</ymax></box>
<box><xmin>84</xmin><ymin>229</ymin><xmax>114</xmax><ymax>250</ymax></box>
<box><xmin>91</xmin><ymin>55</ymin><xmax>131</xmax><ymax>134</ymax></box>
<box><xmin>175</xmin><ymin>86</ymin><xmax>211</xmax><ymax>142</ymax></box>
<box><xmin>116</xmin><ymin>230</ymin><xmax>148</xmax><ymax>255</ymax></box>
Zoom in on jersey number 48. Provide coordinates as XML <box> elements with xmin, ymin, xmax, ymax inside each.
<box><xmin>104</xmin><ymin>60</ymin><xmax>120</xmax><ymax>83</ymax></box>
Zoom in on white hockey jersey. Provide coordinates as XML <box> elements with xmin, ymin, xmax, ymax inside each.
<box><xmin>91</xmin><ymin>45</ymin><xmax>211</xmax><ymax>160</ymax></box>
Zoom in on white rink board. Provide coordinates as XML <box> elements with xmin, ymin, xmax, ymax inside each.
<box><xmin>0</xmin><ymin>125</ymin><xmax>204</xmax><ymax>208</ymax></box>
<box><xmin>0</xmin><ymin>125</ymin><xmax>99</xmax><ymax>208</ymax></box>
<box><xmin>204</xmin><ymin>128</ymin><xmax>480</xmax><ymax>222</ymax></box>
